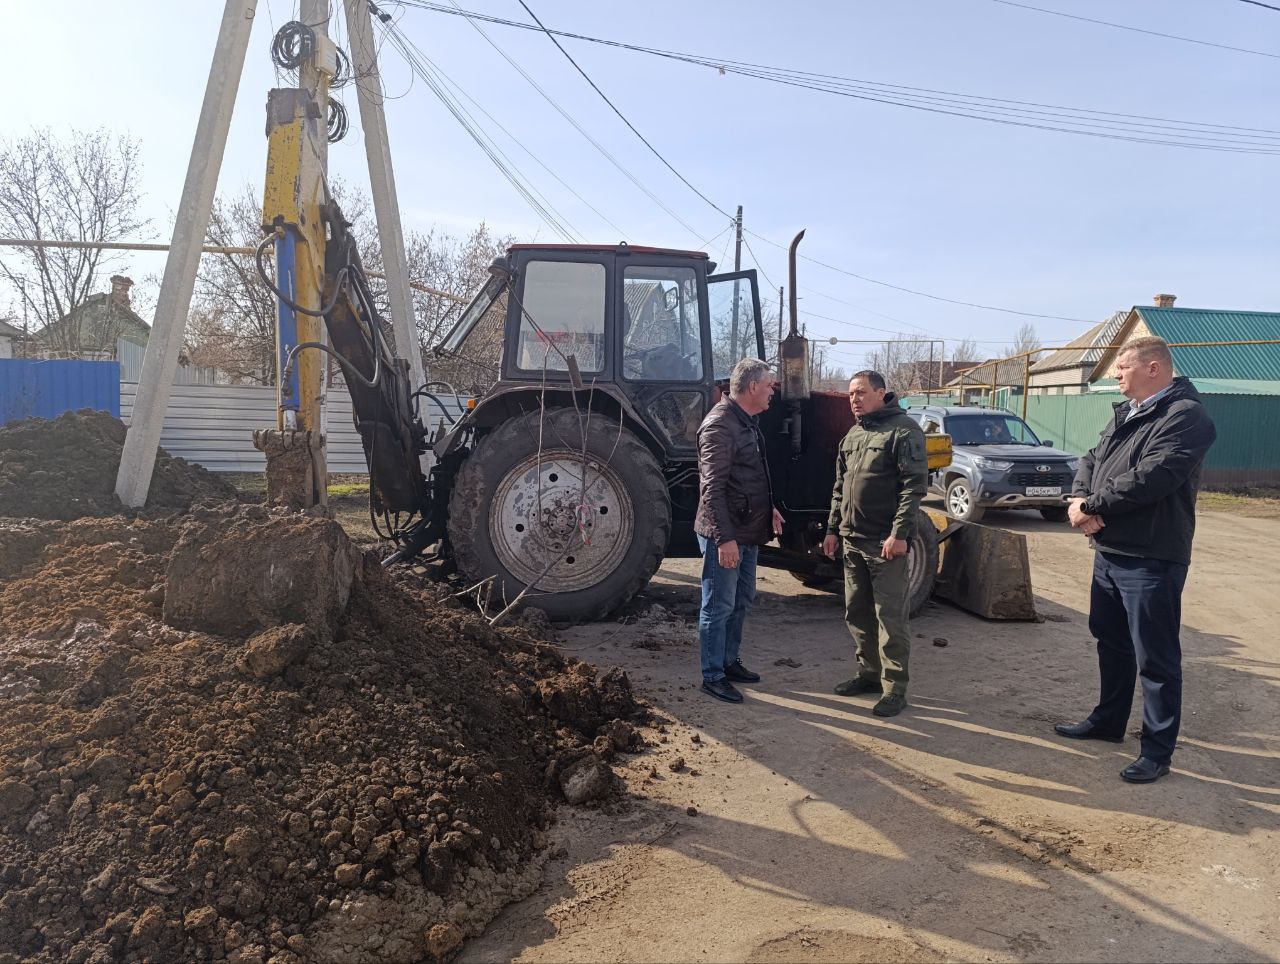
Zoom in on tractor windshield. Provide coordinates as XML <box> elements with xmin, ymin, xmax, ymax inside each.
<box><xmin>621</xmin><ymin>265</ymin><xmax>703</xmax><ymax>381</ymax></box>
<box><xmin>514</xmin><ymin>260</ymin><xmax>607</xmax><ymax>373</ymax></box>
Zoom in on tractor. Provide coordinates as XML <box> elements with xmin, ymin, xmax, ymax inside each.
<box><xmin>319</xmin><ymin>207</ymin><xmax>957</xmax><ymax>621</ymax></box>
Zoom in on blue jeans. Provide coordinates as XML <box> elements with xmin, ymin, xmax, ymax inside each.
<box><xmin>1087</xmin><ymin>551</ymin><xmax>1189</xmax><ymax>764</ymax></box>
<box><xmin>697</xmin><ymin>535</ymin><xmax>759</xmax><ymax>683</ymax></box>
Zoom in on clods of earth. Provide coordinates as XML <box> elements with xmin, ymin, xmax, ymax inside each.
<box><xmin>0</xmin><ymin>414</ymin><xmax>646</xmax><ymax>963</ymax></box>
<box><xmin>0</xmin><ymin>409</ymin><xmax>237</xmax><ymax>521</ymax></box>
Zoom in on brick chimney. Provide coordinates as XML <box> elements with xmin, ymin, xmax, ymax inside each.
<box><xmin>110</xmin><ymin>275</ymin><xmax>134</xmax><ymax>309</ymax></box>
<box><xmin>1153</xmin><ymin>293</ymin><xmax>1176</xmax><ymax>308</ymax></box>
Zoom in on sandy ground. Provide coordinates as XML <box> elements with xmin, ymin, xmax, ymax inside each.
<box><xmin>462</xmin><ymin>507</ymin><xmax>1280</xmax><ymax>963</ymax></box>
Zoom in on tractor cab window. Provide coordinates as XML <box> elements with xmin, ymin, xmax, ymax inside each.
<box><xmin>515</xmin><ymin>260</ymin><xmax>606</xmax><ymax>373</ymax></box>
<box><xmin>707</xmin><ymin>271</ymin><xmax>763</xmax><ymax>380</ymax></box>
<box><xmin>621</xmin><ymin>266</ymin><xmax>702</xmax><ymax>381</ymax></box>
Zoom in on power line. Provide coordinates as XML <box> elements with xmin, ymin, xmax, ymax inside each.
<box><xmin>745</xmin><ymin>230</ymin><xmax>1093</xmax><ymax>324</ymax></box>
<box><xmin>435</xmin><ymin>0</ymin><xmax>711</xmax><ymax>243</ymax></box>
<box><xmin>398</xmin><ymin>2</ymin><xmax>1280</xmax><ymax>153</ymax></box>
<box><xmin>379</xmin><ymin>23</ymin><xmax>581</xmax><ymax>241</ymax></box>
<box><xmin>739</xmin><ymin>233</ymin><xmax>777</xmax><ymax>290</ymax></box>
<box><xmin>1236</xmin><ymin>0</ymin><xmax>1280</xmax><ymax>10</ymax></box>
<box><xmin>513</xmin><ymin>0</ymin><xmax>736</xmax><ymax>219</ymax></box>
<box><xmin>422</xmin><ymin>37</ymin><xmax>630</xmax><ymax>237</ymax></box>
<box><xmin>397</xmin><ymin>3</ymin><xmax>1176</xmax><ymax>329</ymax></box>
<box><xmin>987</xmin><ymin>0</ymin><xmax>1280</xmax><ymax>60</ymax></box>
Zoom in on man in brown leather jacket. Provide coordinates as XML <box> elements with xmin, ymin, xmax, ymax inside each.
<box><xmin>694</xmin><ymin>357</ymin><xmax>783</xmax><ymax>703</ymax></box>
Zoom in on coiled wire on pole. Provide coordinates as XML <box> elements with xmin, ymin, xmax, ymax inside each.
<box><xmin>271</xmin><ymin>21</ymin><xmax>315</xmax><ymax>72</ymax></box>
<box><xmin>326</xmin><ymin>99</ymin><xmax>349</xmax><ymax>143</ymax></box>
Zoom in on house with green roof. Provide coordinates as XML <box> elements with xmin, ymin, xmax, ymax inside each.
<box><xmin>1015</xmin><ymin>295</ymin><xmax>1280</xmax><ymax>487</ymax></box>
<box><xmin>1089</xmin><ymin>295</ymin><xmax>1280</xmax><ymax>395</ymax></box>
<box><xmin>1027</xmin><ymin>310</ymin><xmax>1128</xmax><ymax>396</ymax></box>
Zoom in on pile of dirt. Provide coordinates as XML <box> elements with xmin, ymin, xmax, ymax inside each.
<box><xmin>0</xmin><ymin>504</ymin><xmax>643</xmax><ymax>964</ymax></box>
<box><xmin>0</xmin><ymin>409</ymin><xmax>236</xmax><ymax>520</ymax></box>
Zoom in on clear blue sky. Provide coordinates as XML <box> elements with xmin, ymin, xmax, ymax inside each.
<box><xmin>2</xmin><ymin>0</ymin><xmax>1277</xmax><ymax>367</ymax></box>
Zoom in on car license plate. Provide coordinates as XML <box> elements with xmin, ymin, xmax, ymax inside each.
<box><xmin>1026</xmin><ymin>486</ymin><xmax>1062</xmax><ymax>497</ymax></box>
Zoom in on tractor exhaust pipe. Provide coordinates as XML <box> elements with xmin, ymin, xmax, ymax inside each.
<box><xmin>779</xmin><ymin>229</ymin><xmax>809</xmax><ymax>402</ymax></box>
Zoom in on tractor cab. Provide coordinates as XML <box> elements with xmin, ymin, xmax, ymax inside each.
<box><xmin>439</xmin><ymin>242</ymin><xmax>764</xmax><ymax>453</ymax></box>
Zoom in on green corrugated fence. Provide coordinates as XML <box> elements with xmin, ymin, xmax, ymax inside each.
<box><xmin>902</xmin><ymin>390</ymin><xmax>1278</xmax><ymax>485</ymax></box>
<box><xmin>1020</xmin><ymin>393</ymin><xmax>1279</xmax><ymax>487</ymax></box>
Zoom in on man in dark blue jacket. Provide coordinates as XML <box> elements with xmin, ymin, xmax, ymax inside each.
<box><xmin>1055</xmin><ymin>336</ymin><xmax>1216</xmax><ymax>783</ymax></box>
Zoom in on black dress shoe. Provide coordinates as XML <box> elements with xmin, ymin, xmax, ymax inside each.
<box><xmin>1053</xmin><ymin>720</ymin><xmax>1125</xmax><ymax>743</ymax></box>
<box><xmin>724</xmin><ymin>660</ymin><xmax>761</xmax><ymax>683</ymax></box>
<box><xmin>1121</xmin><ymin>757</ymin><xmax>1170</xmax><ymax>783</ymax></box>
<box><xmin>701</xmin><ymin>679</ymin><xmax>744</xmax><ymax>703</ymax></box>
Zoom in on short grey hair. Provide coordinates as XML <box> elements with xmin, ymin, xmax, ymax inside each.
<box><xmin>730</xmin><ymin>357</ymin><xmax>772</xmax><ymax>396</ymax></box>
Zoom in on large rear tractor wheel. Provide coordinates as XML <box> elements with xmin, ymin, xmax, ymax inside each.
<box><xmin>784</xmin><ymin>509</ymin><xmax>940</xmax><ymax>617</ymax></box>
<box><xmin>447</xmin><ymin>408</ymin><xmax>670</xmax><ymax>623</ymax></box>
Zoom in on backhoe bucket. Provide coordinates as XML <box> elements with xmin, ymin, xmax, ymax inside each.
<box><xmin>924</xmin><ymin>509</ymin><xmax>1037</xmax><ymax>620</ymax></box>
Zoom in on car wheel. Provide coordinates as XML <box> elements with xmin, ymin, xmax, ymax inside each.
<box><xmin>945</xmin><ymin>477</ymin><xmax>985</xmax><ymax>523</ymax></box>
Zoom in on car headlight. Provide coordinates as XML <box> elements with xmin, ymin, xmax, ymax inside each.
<box><xmin>973</xmin><ymin>457</ymin><xmax>1014</xmax><ymax>471</ymax></box>
<box><xmin>1065</xmin><ymin>458</ymin><xmax>1079</xmax><ymax>472</ymax></box>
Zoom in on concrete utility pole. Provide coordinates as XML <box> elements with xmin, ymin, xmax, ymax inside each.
<box><xmin>115</xmin><ymin>0</ymin><xmax>257</xmax><ymax>507</ymax></box>
<box><xmin>343</xmin><ymin>0</ymin><xmax>426</xmax><ymax>394</ymax></box>
<box><xmin>777</xmin><ymin>286</ymin><xmax>784</xmax><ymax>345</ymax></box>
<box><xmin>729</xmin><ymin>204</ymin><xmax>743</xmax><ymax>360</ymax></box>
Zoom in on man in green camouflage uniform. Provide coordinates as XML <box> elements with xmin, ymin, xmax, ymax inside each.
<box><xmin>822</xmin><ymin>370</ymin><xmax>928</xmax><ymax>717</ymax></box>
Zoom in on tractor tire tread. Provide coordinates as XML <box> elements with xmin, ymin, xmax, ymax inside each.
<box><xmin>447</xmin><ymin>407</ymin><xmax>669</xmax><ymax>623</ymax></box>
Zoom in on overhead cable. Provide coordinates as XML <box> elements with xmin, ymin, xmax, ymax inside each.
<box><xmin>745</xmin><ymin>230</ymin><xmax>1093</xmax><ymax>323</ymax></box>
<box><xmin>987</xmin><ymin>0</ymin><xmax>1280</xmax><ymax>60</ymax></box>
<box><xmin>379</xmin><ymin>22</ymin><xmax>581</xmax><ymax>241</ymax></box>
<box><xmin>515</xmin><ymin>0</ymin><xmax>737</xmax><ymax>219</ymax></box>
<box><xmin>398</xmin><ymin>2</ymin><xmax>1280</xmax><ymax>152</ymax></box>
<box><xmin>439</xmin><ymin>0</ymin><xmax>711</xmax><ymax>242</ymax></box>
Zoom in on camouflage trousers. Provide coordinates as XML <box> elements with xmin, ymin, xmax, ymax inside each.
<box><xmin>842</xmin><ymin>535</ymin><xmax>912</xmax><ymax>696</ymax></box>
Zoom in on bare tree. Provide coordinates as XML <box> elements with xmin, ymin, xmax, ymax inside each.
<box><xmin>950</xmin><ymin>337</ymin><xmax>981</xmax><ymax>366</ymax></box>
<box><xmin>186</xmin><ymin>184</ymin><xmax>277</xmax><ymax>382</ymax></box>
<box><xmin>185</xmin><ymin>179</ymin><xmax>511</xmax><ymax>387</ymax></box>
<box><xmin>1011</xmin><ymin>322</ymin><xmax>1041</xmax><ymax>360</ymax></box>
<box><xmin>805</xmin><ymin>342</ymin><xmax>849</xmax><ymax>392</ymax></box>
<box><xmin>0</xmin><ymin>128</ymin><xmax>146</xmax><ymax>356</ymax></box>
<box><xmin>865</xmin><ymin>335</ymin><xmax>934</xmax><ymax>394</ymax></box>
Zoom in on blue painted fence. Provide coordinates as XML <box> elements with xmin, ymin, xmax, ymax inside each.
<box><xmin>0</xmin><ymin>358</ymin><xmax>120</xmax><ymax>426</ymax></box>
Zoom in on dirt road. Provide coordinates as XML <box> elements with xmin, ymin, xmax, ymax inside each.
<box><xmin>464</xmin><ymin>509</ymin><xmax>1280</xmax><ymax>963</ymax></box>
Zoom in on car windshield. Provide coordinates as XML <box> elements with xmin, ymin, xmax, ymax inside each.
<box><xmin>946</xmin><ymin>414</ymin><xmax>1042</xmax><ymax>446</ymax></box>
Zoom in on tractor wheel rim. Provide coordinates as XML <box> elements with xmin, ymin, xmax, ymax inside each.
<box><xmin>949</xmin><ymin>485</ymin><xmax>970</xmax><ymax>516</ymax></box>
<box><xmin>490</xmin><ymin>449</ymin><xmax>635</xmax><ymax>593</ymax></box>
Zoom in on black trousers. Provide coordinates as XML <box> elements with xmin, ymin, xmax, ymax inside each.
<box><xmin>1087</xmin><ymin>550</ymin><xmax>1189</xmax><ymax>764</ymax></box>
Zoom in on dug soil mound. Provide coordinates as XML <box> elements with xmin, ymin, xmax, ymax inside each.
<box><xmin>0</xmin><ymin>505</ymin><xmax>643</xmax><ymax>964</ymax></box>
<box><xmin>0</xmin><ymin>409</ymin><xmax>236</xmax><ymax>520</ymax></box>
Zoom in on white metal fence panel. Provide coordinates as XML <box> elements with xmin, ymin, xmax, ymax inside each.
<box><xmin>120</xmin><ymin>382</ymin><xmax>465</xmax><ymax>474</ymax></box>
<box><xmin>116</xmin><ymin>339</ymin><xmax>224</xmax><ymax>385</ymax></box>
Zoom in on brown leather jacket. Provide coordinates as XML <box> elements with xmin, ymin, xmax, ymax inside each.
<box><xmin>694</xmin><ymin>397</ymin><xmax>775</xmax><ymax>547</ymax></box>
